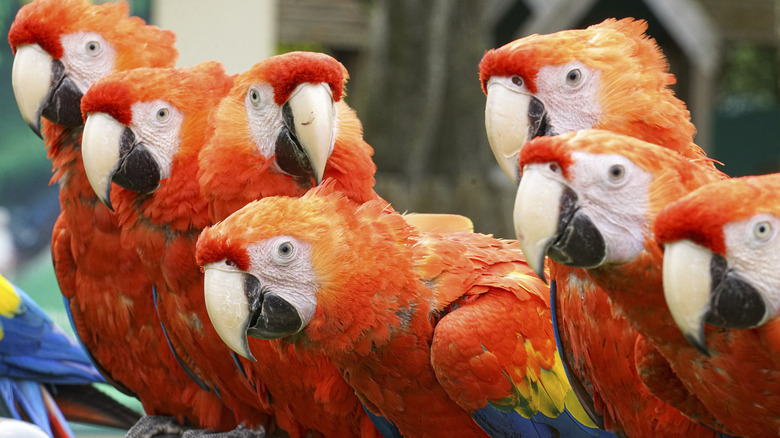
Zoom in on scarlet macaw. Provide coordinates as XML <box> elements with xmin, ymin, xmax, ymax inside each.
<box><xmin>196</xmin><ymin>181</ymin><xmax>624</xmax><ymax>437</ymax></box>
<box><xmin>655</xmin><ymin>172</ymin><xmax>780</xmax><ymax>437</ymax></box>
<box><xmin>480</xmin><ymin>18</ymin><xmax>724</xmax><ymax>436</ymax></box>
<box><xmin>9</xmin><ymin>0</ymin><xmax>240</xmax><ymax>433</ymax></box>
<box><xmin>81</xmin><ymin>52</ymin><xmax>382</xmax><ymax>438</ymax></box>
<box><xmin>512</xmin><ymin>129</ymin><xmax>735</xmax><ymax>433</ymax></box>
<box><xmin>79</xmin><ymin>62</ymin><xmax>274</xmax><ymax>436</ymax></box>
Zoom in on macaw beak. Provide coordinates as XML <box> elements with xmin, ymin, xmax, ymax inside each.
<box><xmin>276</xmin><ymin>82</ymin><xmax>336</xmax><ymax>184</ymax></box>
<box><xmin>662</xmin><ymin>240</ymin><xmax>767</xmax><ymax>355</ymax></box>
<box><xmin>203</xmin><ymin>264</ymin><xmax>306</xmax><ymax>361</ymax></box>
<box><xmin>513</xmin><ymin>165</ymin><xmax>606</xmax><ymax>282</ymax></box>
<box><xmin>12</xmin><ymin>44</ymin><xmax>84</xmax><ymax>137</ymax></box>
<box><xmin>484</xmin><ymin>78</ymin><xmax>549</xmax><ymax>183</ymax></box>
<box><xmin>82</xmin><ymin>113</ymin><xmax>161</xmax><ymax>210</ymax></box>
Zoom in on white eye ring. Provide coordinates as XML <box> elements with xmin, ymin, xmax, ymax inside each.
<box><xmin>607</xmin><ymin>164</ymin><xmax>625</xmax><ymax>183</ymax></box>
<box><xmin>511</xmin><ymin>75</ymin><xmax>524</xmax><ymax>87</ymax></box>
<box><xmin>156</xmin><ymin>107</ymin><xmax>170</xmax><ymax>122</ymax></box>
<box><xmin>86</xmin><ymin>40</ymin><xmax>101</xmax><ymax>56</ymax></box>
<box><xmin>248</xmin><ymin>87</ymin><xmax>261</xmax><ymax>106</ymax></box>
<box><xmin>566</xmin><ymin>68</ymin><xmax>582</xmax><ymax>86</ymax></box>
<box><xmin>754</xmin><ymin>221</ymin><xmax>773</xmax><ymax>241</ymax></box>
<box><xmin>272</xmin><ymin>241</ymin><xmax>295</xmax><ymax>265</ymax></box>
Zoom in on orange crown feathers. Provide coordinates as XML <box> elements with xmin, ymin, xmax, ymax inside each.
<box><xmin>9</xmin><ymin>0</ymin><xmax>177</xmax><ymax>70</ymax></box>
<box><xmin>81</xmin><ymin>62</ymin><xmax>233</xmax><ymax>125</ymax></box>
<box><xmin>655</xmin><ymin>174</ymin><xmax>780</xmax><ymax>255</ymax></box>
<box><xmin>244</xmin><ymin>51</ymin><xmax>347</xmax><ymax>105</ymax></box>
<box><xmin>479</xmin><ymin>18</ymin><xmax>664</xmax><ymax>94</ymax></box>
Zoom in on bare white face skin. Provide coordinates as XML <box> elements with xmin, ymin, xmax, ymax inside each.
<box><xmin>128</xmin><ymin>100</ymin><xmax>184</xmax><ymax>180</ymax></box>
<box><xmin>723</xmin><ymin>213</ymin><xmax>780</xmax><ymax>323</ymax></box>
<box><xmin>59</xmin><ymin>31</ymin><xmax>116</xmax><ymax>93</ymax></box>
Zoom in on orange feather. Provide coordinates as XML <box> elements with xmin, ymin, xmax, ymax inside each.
<box><xmin>9</xmin><ymin>0</ymin><xmax>237</xmax><ymax>429</ymax></box>
<box><xmin>196</xmin><ymin>52</ymin><xmax>382</xmax><ymax>438</ymax></box>
<box><xmin>521</xmin><ymin>131</ymin><xmax>732</xmax><ymax>434</ymax></box>
<box><xmin>654</xmin><ymin>173</ymin><xmax>780</xmax><ymax>437</ymax></box>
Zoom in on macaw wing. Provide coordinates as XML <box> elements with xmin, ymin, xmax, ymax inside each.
<box><xmin>423</xmin><ymin>233</ymin><xmax>611</xmax><ymax>437</ymax></box>
<box><xmin>0</xmin><ymin>275</ymin><xmax>102</xmax><ymax>384</ymax></box>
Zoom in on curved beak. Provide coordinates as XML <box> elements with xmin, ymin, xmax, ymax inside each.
<box><xmin>514</xmin><ymin>165</ymin><xmax>606</xmax><ymax>282</ymax></box>
<box><xmin>278</xmin><ymin>82</ymin><xmax>336</xmax><ymax>184</ymax></box>
<box><xmin>485</xmin><ymin>79</ymin><xmax>548</xmax><ymax>183</ymax></box>
<box><xmin>663</xmin><ymin>240</ymin><xmax>767</xmax><ymax>355</ymax></box>
<box><xmin>12</xmin><ymin>44</ymin><xmax>84</xmax><ymax>137</ymax></box>
<box><xmin>12</xmin><ymin>44</ymin><xmax>54</xmax><ymax>137</ymax></box>
<box><xmin>203</xmin><ymin>265</ymin><xmax>256</xmax><ymax>360</ymax></box>
<box><xmin>203</xmin><ymin>265</ymin><xmax>307</xmax><ymax>360</ymax></box>
<box><xmin>82</xmin><ymin>112</ymin><xmax>162</xmax><ymax>210</ymax></box>
<box><xmin>82</xmin><ymin>113</ymin><xmax>125</xmax><ymax>210</ymax></box>
<box><xmin>662</xmin><ymin>240</ymin><xmax>715</xmax><ymax>354</ymax></box>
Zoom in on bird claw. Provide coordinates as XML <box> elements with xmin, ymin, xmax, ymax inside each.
<box><xmin>181</xmin><ymin>425</ymin><xmax>266</xmax><ymax>438</ymax></box>
<box><xmin>125</xmin><ymin>415</ymin><xmax>190</xmax><ymax>438</ymax></box>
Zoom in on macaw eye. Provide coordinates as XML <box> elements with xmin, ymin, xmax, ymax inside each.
<box><xmin>566</xmin><ymin>68</ymin><xmax>582</xmax><ymax>86</ymax></box>
<box><xmin>753</xmin><ymin>221</ymin><xmax>773</xmax><ymax>241</ymax></box>
<box><xmin>607</xmin><ymin>164</ymin><xmax>625</xmax><ymax>182</ymax></box>
<box><xmin>248</xmin><ymin>87</ymin><xmax>261</xmax><ymax>106</ymax></box>
<box><xmin>86</xmin><ymin>40</ymin><xmax>101</xmax><ymax>56</ymax></box>
<box><xmin>549</xmin><ymin>162</ymin><xmax>561</xmax><ymax>174</ymax></box>
<box><xmin>511</xmin><ymin>75</ymin><xmax>524</xmax><ymax>87</ymax></box>
<box><xmin>225</xmin><ymin>259</ymin><xmax>236</xmax><ymax>267</ymax></box>
<box><xmin>156</xmin><ymin>107</ymin><xmax>170</xmax><ymax>122</ymax></box>
<box><xmin>273</xmin><ymin>241</ymin><xmax>295</xmax><ymax>265</ymax></box>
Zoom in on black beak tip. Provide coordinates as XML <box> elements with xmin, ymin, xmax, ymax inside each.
<box><xmin>100</xmin><ymin>192</ymin><xmax>114</xmax><ymax>212</ymax></box>
<box><xmin>27</xmin><ymin>120</ymin><xmax>42</xmax><ymax>139</ymax></box>
<box><xmin>685</xmin><ymin>333</ymin><xmax>710</xmax><ymax>357</ymax></box>
<box><xmin>536</xmin><ymin>269</ymin><xmax>548</xmax><ymax>285</ymax></box>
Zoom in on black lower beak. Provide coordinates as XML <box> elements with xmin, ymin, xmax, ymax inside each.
<box><xmin>528</xmin><ymin>96</ymin><xmax>554</xmax><ymax>140</ymax></box>
<box><xmin>40</xmin><ymin>60</ymin><xmax>84</xmax><ymax>130</ymax></box>
<box><xmin>706</xmin><ymin>255</ymin><xmax>766</xmax><ymax>330</ymax></box>
<box><xmin>547</xmin><ymin>187</ymin><xmax>607</xmax><ymax>268</ymax></box>
<box><xmin>274</xmin><ymin>102</ymin><xmax>315</xmax><ymax>184</ymax></box>
<box><xmin>244</xmin><ymin>274</ymin><xmax>303</xmax><ymax>340</ymax></box>
<box><xmin>111</xmin><ymin>128</ymin><xmax>161</xmax><ymax>195</ymax></box>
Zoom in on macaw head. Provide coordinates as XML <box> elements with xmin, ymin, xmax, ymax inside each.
<box><xmin>9</xmin><ymin>0</ymin><xmax>177</xmax><ymax>138</ymax></box>
<box><xmin>479</xmin><ymin>18</ymin><xmax>695</xmax><ymax>182</ymax></box>
<box><xmin>196</xmin><ymin>183</ymin><xmax>413</xmax><ymax>360</ymax></box>
<box><xmin>79</xmin><ymin>62</ymin><xmax>233</xmax><ymax>212</ymax></box>
<box><xmin>200</xmin><ymin>51</ymin><xmax>346</xmax><ymax>192</ymax></box>
<box><xmin>512</xmin><ymin>129</ymin><xmax>722</xmax><ymax>283</ymax></box>
<box><xmin>655</xmin><ymin>174</ymin><xmax>780</xmax><ymax>354</ymax></box>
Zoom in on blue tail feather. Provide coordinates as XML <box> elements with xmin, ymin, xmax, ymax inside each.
<box><xmin>361</xmin><ymin>403</ymin><xmax>402</xmax><ymax>438</ymax></box>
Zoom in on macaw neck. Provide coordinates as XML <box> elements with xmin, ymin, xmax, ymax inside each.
<box><xmin>114</xmin><ymin>150</ymin><xmax>209</xmax><ymax>236</ymax></box>
<box><xmin>324</xmin><ymin>104</ymin><xmax>379</xmax><ymax>204</ymax></box>
<box><xmin>587</xmin><ymin>250</ymin><xmax>687</xmax><ymax>346</ymax></box>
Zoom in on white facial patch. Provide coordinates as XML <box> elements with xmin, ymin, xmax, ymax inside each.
<box><xmin>129</xmin><ymin>100</ymin><xmax>184</xmax><ymax>180</ymax></box>
<box><xmin>569</xmin><ymin>151</ymin><xmax>651</xmax><ymax>264</ymax></box>
<box><xmin>723</xmin><ymin>213</ymin><xmax>780</xmax><ymax>322</ymax></box>
<box><xmin>535</xmin><ymin>61</ymin><xmax>602</xmax><ymax>134</ymax></box>
<box><xmin>247</xmin><ymin>236</ymin><xmax>319</xmax><ymax>325</ymax></box>
<box><xmin>245</xmin><ymin>83</ymin><xmax>285</xmax><ymax>159</ymax></box>
<box><xmin>59</xmin><ymin>32</ymin><xmax>116</xmax><ymax>94</ymax></box>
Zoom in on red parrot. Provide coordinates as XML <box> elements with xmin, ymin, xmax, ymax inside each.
<box><xmin>479</xmin><ymin>18</ymin><xmax>725</xmax><ymax>436</ymax></box>
<box><xmin>8</xmin><ymin>0</ymin><xmax>239</xmax><ymax>433</ymax></box>
<box><xmin>194</xmin><ymin>51</ymin><xmax>385</xmax><ymax>438</ymax></box>
<box><xmin>196</xmin><ymin>183</ymin><xmax>603</xmax><ymax>437</ymax></box>
<box><xmin>654</xmin><ymin>172</ymin><xmax>780</xmax><ymax>437</ymax></box>
<box><xmin>79</xmin><ymin>62</ymin><xmax>274</xmax><ymax>434</ymax></box>
<box><xmin>198</xmin><ymin>51</ymin><xmax>379</xmax><ymax>222</ymax></box>
<box><xmin>513</xmin><ymin>129</ymin><xmax>734</xmax><ymax>434</ymax></box>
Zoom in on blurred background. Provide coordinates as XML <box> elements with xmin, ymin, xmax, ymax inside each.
<box><xmin>0</xmin><ymin>0</ymin><xmax>778</xmax><ymax>435</ymax></box>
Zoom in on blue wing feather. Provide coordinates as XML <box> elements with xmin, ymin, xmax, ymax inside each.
<box><xmin>0</xmin><ymin>275</ymin><xmax>106</xmax><ymax>437</ymax></box>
